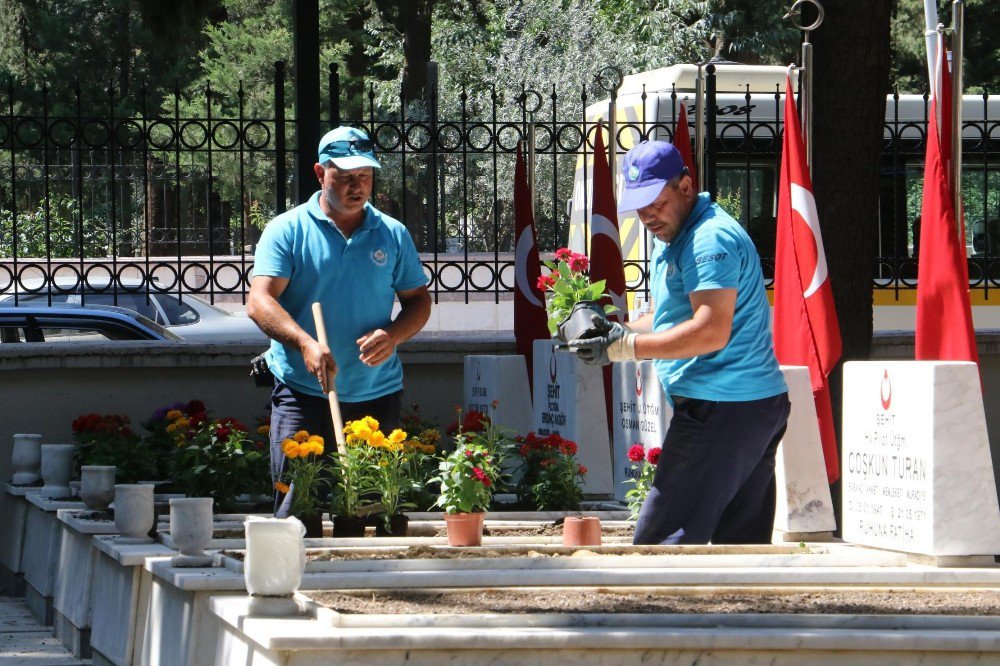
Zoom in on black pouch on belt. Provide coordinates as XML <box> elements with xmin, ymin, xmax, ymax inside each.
<box><xmin>250</xmin><ymin>353</ymin><xmax>275</xmax><ymax>388</ymax></box>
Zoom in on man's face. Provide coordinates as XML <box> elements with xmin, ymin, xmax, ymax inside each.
<box><xmin>635</xmin><ymin>175</ymin><xmax>693</xmax><ymax>243</ymax></box>
<box><xmin>317</xmin><ymin>164</ymin><xmax>374</xmax><ymax>218</ymax></box>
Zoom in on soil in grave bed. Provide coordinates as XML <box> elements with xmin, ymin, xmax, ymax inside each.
<box><xmin>310</xmin><ymin>588</ymin><xmax>1000</xmax><ymax>616</ymax></box>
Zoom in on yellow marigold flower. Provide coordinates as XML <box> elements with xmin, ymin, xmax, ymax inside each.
<box><xmin>388</xmin><ymin>428</ymin><xmax>407</xmax><ymax>444</ymax></box>
<box><xmin>362</xmin><ymin>416</ymin><xmax>379</xmax><ymax>432</ymax></box>
<box><xmin>378</xmin><ymin>460</ymin><xmax>389</xmax><ymax>467</ymax></box>
<box><xmin>273</xmin><ymin>481</ymin><xmax>290</xmax><ymax>494</ymax></box>
<box><xmin>351</xmin><ymin>421</ymin><xmax>372</xmax><ymax>439</ymax></box>
<box><xmin>308</xmin><ymin>434</ymin><xmax>324</xmax><ymax>446</ymax></box>
<box><xmin>257</xmin><ymin>425</ymin><xmax>270</xmax><ymax>435</ymax></box>
<box><xmin>166</xmin><ymin>409</ymin><xmax>183</xmax><ymax>421</ymax></box>
<box><xmin>421</xmin><ymin>428</ymin><xmax>441</xmax><ymax>443</ymax></box>
<box><xmin>293</xmin><ymin>430</ymin><xmax>310</xmax><ymax>443</ymax></box>
<box><xmin>306</xmin><ymin>441</ymin><xmax>324</xmax><ymax>456</ymax></box>
<box><xmin>369</xmin><ymin>430</ymin><xmax>386</xmax><ymax>448</ymax></box>
<box><xmin>165</xmin><ymin>423</ymin><xmax>178</xmax><ymax>433</ymax></box>
<box><xmin>282</xmin><ymin>439</ymin><xmax>300</xmax><ymax>459</ymax></box>
<box><xmin>176</xmin><ymin>418</ymin><xmax>190</xmax><ymax>428</ymax></box>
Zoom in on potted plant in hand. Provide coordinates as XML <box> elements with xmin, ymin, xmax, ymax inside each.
<box><xmin>432</xmin><ymin>437</ymin><xmax>500</xmax><ymax>547</ymax></box>
<box><xmin>537</xmin><ymin>247</ymin><xmax>617</xmax><ymax>342</ymax></box>
<box><xmin>275</xmin><ymin>430</ymin><xmax>328</xmax><ymax>537</ymax></box>
<box><xmin>624</xmin><ymin>444</ymin><xmax>660</xmax><ymax>520</ymax></box>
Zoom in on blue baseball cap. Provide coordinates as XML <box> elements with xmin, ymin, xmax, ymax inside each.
<box><xmin>618</xmin><ymin>141</ymin><xmax>686</xmax><ymax>213</ymax></box>
<box><xmin>317</xmin><ymin>126</ymin><xmax>381</xmax><ymax>170</ymax></box>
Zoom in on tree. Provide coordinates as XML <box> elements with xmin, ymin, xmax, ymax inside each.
<box><xmin>810</xmin><ymin>0</ymin><xmax>892</xmax><ymax>511</ymax></box>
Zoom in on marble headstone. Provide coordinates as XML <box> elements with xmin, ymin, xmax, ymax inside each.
<box><xmin>842</xmin><ymin>361</ymin><xmax>1000</xmax><ymax>556</ymax></box>
<box><xmin>531</xmin><ymin>339</ymin><xmax>613</xmax><ymax>496</ymax></box>
<box><xmin>610</xmin><ymin>360</ymin><xmax>671</xmax><ymax>502</ymax></box>
<box><xmin>774</xmin><ymin>366</ymin><xmax>837</xmax><ymax>536</ymax></box>
<box><xmin>463</xmin><ymin>355</ymin><xmax>533</xmax><ymax>437</ymax></box>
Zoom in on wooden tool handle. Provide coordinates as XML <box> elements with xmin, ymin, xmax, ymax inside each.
<box><xmin>311</xmin><ymin>302</ymin><xmax>347</xmax><ymax>447</ymax></box>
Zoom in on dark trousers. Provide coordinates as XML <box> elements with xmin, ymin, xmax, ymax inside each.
<box><xmin>633</xmin><ymin>392</ymin><xmax>791</xmax><ymax>545</ymax></box>
<box><xmin>270</xmin><ymin>379</ymin><xmax>402</xmax><ymax>513</ymax></box>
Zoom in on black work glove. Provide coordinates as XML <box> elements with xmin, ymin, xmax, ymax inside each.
<box><xmin>565</xmin><ymin>315</ymin><xmax>637</xmax><ymax>366</ymax></box>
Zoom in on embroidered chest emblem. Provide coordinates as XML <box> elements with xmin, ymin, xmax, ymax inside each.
<box><xmin>370</xmin><ymin>248</ymin><xmax>388</xmax><ymax>266</ymax></box>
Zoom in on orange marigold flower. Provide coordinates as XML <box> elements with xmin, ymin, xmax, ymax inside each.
<box><xmin>257</xmin><ymin>425</ymin><xmax>270</xmax><ymax>435</ymax></box>
<box><xmin>166</xmin><ymin>409</ymin><xmax>183</xmax><ymax>421</ymax></box>
<box><xmin>273</xmin><ymin>481</ymin><xmax>290</xmax><ymax>494</ymax></box>
<box><xmin>388</xmin><ymin>428</ymin><xmax>407</xmax><ymax>444</ymax></box>
<box><xmin>293</xmin><ymin>430</ymin><xmax>310</xmax><ymax>443</ymax></box>
<box><xmin>282</xmin><ymin>439</ymin><xmax>300</xmax><ymax>459</ymax></box>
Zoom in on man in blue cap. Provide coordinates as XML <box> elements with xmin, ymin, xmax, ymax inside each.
<box><xmin>568</xmin><ymin>141</ymin><xmax>789</xmax><ymax>545</ymax></box>
<box><xmin>248</xmin><ymin>126</ymin><xmax>431</xmax><ymax>507</ymax></box>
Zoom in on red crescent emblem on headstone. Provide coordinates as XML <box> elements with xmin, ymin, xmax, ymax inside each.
<box><xmin>635</xmin><ymin>367</ymin><xmax>642</xmax><ymax>397</ymax></box>
<box><xmin>549</xmin><ymin>352</ymin><xmax>558</xmax><ymax>383</ymax></box>
<box><xmin>880</xmin><ymin>370</ymin><xmax>891</xmax><ymax>410</ymax></box>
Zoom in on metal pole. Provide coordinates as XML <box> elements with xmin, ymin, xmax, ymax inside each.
<box><xmin>293</xmin><ymin>0</ymin><xmax>320</xmax><ymax>205</ymax></box>
<box><xmin>951</xmin><ymin>0</ymin><xmax>964</xmax><ymax>237</ymax></box>
<box><xmin>785</xmin><ymin>0</ymin><xmax>825</xmax><ymax>175</ymax></box>
<box><xmin>527</xmin><ymin>114</ymin><xmax>536</xmax><ymax>218</ymax></box>
<box><xmin>924</xmin><ymin>0</ymin><xmax>940</xmax><ymax>99</ymax></box>
<box><xmin>608</xmin><ymin>91</ymin><xmax>617</xmax><ymax>190</ymax></box>
<box><xmin>695</xmin><ymin>64</ymin><xmax>705</xmax><ymax>189</ymax></box>
<box><xmin>705</xmin><ymin>63</ymin><xmax>717</xmax><ymax>201</ymax></box>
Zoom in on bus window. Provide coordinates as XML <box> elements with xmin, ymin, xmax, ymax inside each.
<box><xmin>716</xmin><ymin>166</ymin><xmax>777</xmax><ymax>261</ymax></box>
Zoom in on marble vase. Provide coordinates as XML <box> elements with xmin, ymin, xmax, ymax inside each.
<box><xmin>169</xmin><ymin>498</ymin><xmax>214</xmax><ymax>566</ymax></box>
<box><xmin>244</xmin><ymin>516</ymin><xmax>305</xmax><ymax>598</ymax></box>
<box><xmin>80</xmin><ymin>466</ymin><xmax>116</xmax><ymax>511</ymax></box>
<box><xmin>11</xmin><ymin>434</ymin><xmax>43</xmax><ymax>485</ymax></box>
<box><xmin>114</xmin><ymin>484</ymin><xmax>154</xmax><ymax>543</ymax></box>
<box><xmin>40</xmin><ymin>444</ymin><xmax>76</xmax><ymax>499</ymax></box>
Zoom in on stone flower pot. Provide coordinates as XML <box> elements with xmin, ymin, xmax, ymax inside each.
<box><xmin>11</xmin><ymin>434</ymin><xmax>43</xmax><ymax>485</ymax></box>
<box><xmin>114</xmin><ymin>484</ymin><xmax>155</xmax><ymax>543</ymax></box>
<box><xmin>443</xmin><ymin>511</ymin><xmax>485</xmax><ymax>547</ymax></box>
<box><xmin>40</xmin><ymin>444</ymin><xmax>77</xmax><ymax>499</ymax></box>
<box><xmin>169</xmin><ymin>497</ymin><xmax>214</xmax><ymax>567</ymax></box>
<box><xmin>556</xmin><ymin>300</ymin><xmax>606</xmax><ymax>343</ymax></box>
<box><xmin>80</xmin><ymin>465</ymin><xmax>116</xmax><ymax>511</ymax></box>
<box><xmin>563</xmin><ymin>516</ymin><xmax>602</xmax><ymax>547</ymax></box>
<box><xmin>244</xmin><ymin>516</ymin><xmax>306</xmax><ymax>598</ymax></box>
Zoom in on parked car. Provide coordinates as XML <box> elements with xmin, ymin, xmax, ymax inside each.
<box><xmin>0</xmin><ymin>305</ymin><xmax>183</xmax><ymax>343</ymax></box>
<box><xmin>0</xmin><ymin>278</ymin><xmax>266</xmax><ymax>343</ymax></box>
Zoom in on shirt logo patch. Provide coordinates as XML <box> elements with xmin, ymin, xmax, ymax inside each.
<box><xmin>370</xmin><ymin>248</ymin><xmax>388</xmax><ymax>266</ymax></box>
<box><xmin>665</xmin><ymin>263</ymin><xmax>676</xmax><ymax>278</ymax></box>
<box><xmin>628</xmin><ymin>165</ymin><xmax>640</xmax><ymax>181</ymax></box>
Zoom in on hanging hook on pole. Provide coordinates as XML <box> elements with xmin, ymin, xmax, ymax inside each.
<box><xmin>784</xmin><ymin>0</ymin><xmax>824</xmax><ymax>173</ymax></box>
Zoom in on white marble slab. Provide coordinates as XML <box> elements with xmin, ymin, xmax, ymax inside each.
<box><xmin>842</xmin><ymin>361</ymin><xmax>1000</xmax><ymax>556</ymax></box>
<box><xmin>532</xmin><ymin>339</ymin><xmax>613</xmax><ymax>495</ymax></box>
<box><xmin>610</xmin><ymin>360</ymin><xmax>671</xmax><ymax>502</ymax></box>
<box><xmin>463</xmin><ymin>354</ymin><xmax>533</xmax><ymax>436</ymax></box>
<box><xmin>0</xmin><ymin>485</ymin><xmax>41</xmax><ymax>593</ymax></box>
<box><xmin>774</xmin><ymin>366</ymin><xmax>837</xmax><ymax>535</ymax></box>
<box><xmin>22</xmin><ymin>497</ymin><xmax>83</xmax><ymax>624</ymax></box>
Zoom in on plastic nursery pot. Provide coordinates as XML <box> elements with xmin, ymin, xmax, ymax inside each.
<box><xmin>556</xmin><ymin>300</ymin><xmax>606</xmax><ymax>343</ymax></box>
<box><xmin>443</xmin><ymin>511</ymin><xmax>485</xmax><ymax>547</ymax></box>
<box><xmin>563</xmin><ymin>516</ymin><xmax>602</xmax><ymax>547</ymax></box>
<box><xmin>374</xmin><ymin>514</ymin><xmax>409</xmax><ymax>537</ymax></box>
<box><xmin>11</xmin><ymin>434</ymin><xmax>43</xmax><ymax>485</ymax></box>
<box><xmin>331</xmin><ymin>515</ymin><xmax>366</xmax><ymax>538</ymax></box>
<box><xmin>298</xmin><ymin>513</ymin><xmax>324</xmax><ymax>538</ymax></box>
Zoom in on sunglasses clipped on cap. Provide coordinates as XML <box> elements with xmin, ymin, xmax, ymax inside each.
<box><xmin>321</xmin><ymin>139</ymin><xmax>373</xmax><ymax>156</ymax></box>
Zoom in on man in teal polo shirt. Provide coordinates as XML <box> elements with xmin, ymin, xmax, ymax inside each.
<box><xmin>568</xmin><ymin>141</ymin><xmax>789</xmax><ymax>545</ymax></box>
<box><xmin>248</xmin><ymin>126</ymin><xmax>431</xmax><ymax>506</ymax></box>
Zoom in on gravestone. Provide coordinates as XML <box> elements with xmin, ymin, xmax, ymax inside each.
<box><xmin>463</xmin><ymin>355</ymin><xmax>533</xmax><ymax>437</ymax></box>
<box><xmin>842</xmin><ymin>361</ymin><xmax>1000</xmax><ymax>559</ymax></box>
<box><xmin>531</xmin><ymin>340</ymin><xmax>613</xmax><ymax>496</ymax></box>
<box><xmin>774</xmin><ymin>366</ymin><xmax>837</xmax><ymax>538</ymax></box>
<box><xmin>610</xmin><ymin>361</ymin><xmax>671</xmax><ymax>503</ymax></box>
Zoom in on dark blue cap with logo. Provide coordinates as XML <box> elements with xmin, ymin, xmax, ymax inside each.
<box><xmin>618</xmin><ymin>141</ymin><xmax>686</xmax><ymax>213</ymax></box>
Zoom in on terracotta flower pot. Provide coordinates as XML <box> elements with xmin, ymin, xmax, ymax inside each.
<box><xmin>563</xmin><ymin>516</ymin><xmax>602</xmax><ymax>547</ymax></box>
<box><xmin>332</xmin><ymin>515</ymin><xmax>366</xmax><ymax>538</ymax></box>
<box><xmin>375</xmin><ymin>513</ymin><xmax>409</xmax><ymax>537</ymax></box>
<box><xmin>556</xmin><ymin>300</ymin><xmax>606</xmax><ymax>343</ymax></box>
<box><xmin>443</xmin><ymin>511</ymin><xmax>485</xmax><ymax>547</ymax></box>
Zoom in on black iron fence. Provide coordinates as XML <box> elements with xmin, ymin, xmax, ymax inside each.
<box><xmin>1</xmin><ymin>62</ymin><xmax>998</xmax><ymax>309</ymax></box>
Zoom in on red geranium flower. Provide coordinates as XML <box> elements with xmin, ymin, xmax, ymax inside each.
<box><xmin>578</xmin><ymin>464</ymin><xmax>588</xmax><ymax>475</ymax></box>
<box><xmin>627</xmin><ymin>444</ymin><xmax>645</xmax><ymax>463</ymax></box>
<box><xmin>647</xmin><ymin>447</ymin><xmax>661</xmax><ymax>465</ymax></box>
<box><xmin>567</xmin><ymin>254</ymin><xmax>589</xmax><ymax>272</ymax></box>
<box><xmin>554</xmin><ymin>247</ymin><xmax>573</xmax><ymax>262</ymax></box>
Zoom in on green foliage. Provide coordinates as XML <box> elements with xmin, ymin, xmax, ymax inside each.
<box><xmin>513</xmin><ymin>432</ymin><xmax>585</xmax><ymax>511</ymax></box>
<box><xmin>539</xmin><ymin>248</ymin><xmax>613</xmax><ymax>334</ymax></box>
<box><xmin>0</xmin><ymin>196</ymin><xmax>112</xmax><ymax>258</ymax></box>
<box><xmin>432</xmin><ymin>438</ymin><xmax>500</xmax><ymax>514</ymax></box>
<box><xmin>624</xmin><ymin>444</ymin><xmax>659</xmax><ymax>520</ymax></box>
<box><xmin>170</xmin><ymin>417</ymin><xmax>266</xmax><ymax>511</ymax></box>
<box><xmin>71</xmin><ymin>413</ymin><xmax>157</xmax><ymax>483</ymax></box>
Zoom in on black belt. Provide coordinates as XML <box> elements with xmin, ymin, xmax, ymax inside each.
<box><xmin>672</xmin><ymin>395</ymin><xmax>692</xmax><ymax>404</ymax></box>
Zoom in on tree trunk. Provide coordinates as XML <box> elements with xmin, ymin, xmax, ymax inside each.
<box><xmin>342</xmin><ymin>6</ymin><xmax>371</xmax><ymax>120</ymax></box>
<box><xmin>400</xmin><ymin>0</ymin><xmax>434</xmax><ymax>105</ymax></box>
<box><xmin>810</xmin><ymin>0</ymin><xmax>892</xmax><ymax>519</ymax></box>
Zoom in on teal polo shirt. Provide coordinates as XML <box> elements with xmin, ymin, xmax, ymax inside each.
<box><xmin>253</xmin><ymin>193</ymin><xmax>428</xmax><ymax>401</ymax></box>
<box><xmin>649</xmin><ymin>193</ymin><xmax>786</xmax><ymax>402</ymax></box>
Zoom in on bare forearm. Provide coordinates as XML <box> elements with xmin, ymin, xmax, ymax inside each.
<box><xmin>626</xmin><ymin>311</ymin><xmax>655</xmax><ymax>334</ymax></box>
<box><xmin>634</xmin><ymin>317</ymin><xmax>729</xmax><ymax>360</ymax></box>
<box><xmin>386</xmin><ymin>292</ymin><xmax>432</xmax><ymax>345</ymax></box>
<box><xmin>247</xmin><ymin>294</ymin><xmax>313</xmax><ymax>352</ymax></box>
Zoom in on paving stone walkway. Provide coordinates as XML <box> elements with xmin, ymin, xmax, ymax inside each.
<box><xmin>0</xmin><ymin>595</ymin><xmax>89</xmax><ymax>665</ymax></box>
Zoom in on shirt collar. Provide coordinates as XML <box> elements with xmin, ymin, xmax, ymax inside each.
<box><xmin>670</xmin><ymin>192</ymin><xmax>712</xmax><ymax>247</ymax></box>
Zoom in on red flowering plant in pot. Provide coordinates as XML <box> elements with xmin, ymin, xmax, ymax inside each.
<box><xmin>536</xmin><ymin>247</ymin><xmax>617</xmax><ymax>342</ymax></box>
<box><xmin>513</xmin><ymin>432</ymin><xmax>586</xmax><ymax>511</ymax></box>
<box><xmin>624</xmin><ymin>444</ymin><xmax>661</xmax><ymax>520</ymax></box>
<box><xmin>431</xmin><ymin>436</ymin><xmax>501</xmax><ymax>547</ymax></box>
<box><xmin>72</xmin><ymin>413</ymin><xmax>156</xmax><ymax>483</ymax></box>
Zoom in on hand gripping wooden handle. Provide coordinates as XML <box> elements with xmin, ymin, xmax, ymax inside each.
<box><xmin>311</xmin><ymin>302</ymin><xmax>347</xmax><ymax>447</ymax></box>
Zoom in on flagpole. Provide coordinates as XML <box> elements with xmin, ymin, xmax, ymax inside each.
<box><xmin>784</xmin><ymin>0</ymin><xmax>824</xmax><ymax>173</ymax></box>
<box><xmin>924</xmin><ymin>0</ymin><xmax>940</xmax><ymax>98</ymax></box>
<box><xmin>951</xmin><ymin>0</ymin><xmax>964</xmax><ymax>237</ymax></box>
<box><xmin>695</xmin><ymin>64</ymin><xmax>705</xmax><ymax>189</ymax></box>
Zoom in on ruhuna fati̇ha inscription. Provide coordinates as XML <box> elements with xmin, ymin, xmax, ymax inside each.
<box><xmin>531</xmin><ymin>339</ymin><xmax>613</xmax><ymax>496</ymax></box>
<box><xmin>463</xmin><ymin>355</ymin><xmax>533</xmax><ymax>437</ymax></box>
<box><xmin>842</xmin><ymin>361</ymin><xmax>1000</xmax><ymax>556</ymax></box>
<box><xmin>611</xmin><ymin>361</ymin><xmax>670</xmax><ymax>502</ymax></box>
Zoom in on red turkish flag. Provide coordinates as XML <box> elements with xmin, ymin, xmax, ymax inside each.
<box><xmin>772</xmin><ymin>76</ymin><xmax>843</xmax><ymax>484</ymax></box>
<box><xmin>588</xmin><ymin>121</ymin><xmax>627</xmax><ymax>323</ymax></box>
<box><xmin>915</xmin><ymin>41</ymin><xmax>978</xmax><ymax>365</ymax></box>
<box><xmin>513</xmin><ymin>143</ymin><xmax>550</xmax><ymax>383</ymax></box>
<box><xmin>672</xmin><ymin>102</ymin><xmax>699</xmax><ymax>190</ymax></box>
